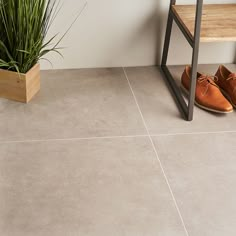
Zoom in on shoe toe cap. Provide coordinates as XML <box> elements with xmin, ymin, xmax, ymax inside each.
<box><xmin>217</xmin><ymin>100</ymin><xmax>233</xmax><ymax>113</ymax></box>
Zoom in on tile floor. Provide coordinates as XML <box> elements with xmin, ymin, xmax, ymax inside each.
<box><xmin>0</xmin><ymin>64</ymin><xmax>236</xmax><ymax>236</ymax></box>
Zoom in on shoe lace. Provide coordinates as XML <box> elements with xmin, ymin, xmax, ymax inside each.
<box><xmin>227</xmin><ymin>73</ymin><xmax>236</xmax><ymax>81</ymax></box>
<box><xmin>198</xmin><ymin>75</ymin><xmax>219</xmax><ymax>96</ymax></box>
<box><xmin>198</xmin><ymin>75</ymin><xmax>219</xmax><ymax>85</ymax></box>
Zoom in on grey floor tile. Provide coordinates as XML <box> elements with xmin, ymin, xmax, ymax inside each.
<box><xmin>0</xmin><ymin>137</ymin><xmax>186</xmax><ymax>236</ymax></box>
<box><xmin>0</xmin><ymin>68</ymin><xmax>146</xmax><ymax>141</ymax></box>
<box><xmin>152</xmin><ymin>133</ymin><xmax>236</xmax><ymax>236</ymax></box>
<box><xmin>125</xmin><ymin>64</ymin><xmax>236</xmax><ymax>135</ymax></box>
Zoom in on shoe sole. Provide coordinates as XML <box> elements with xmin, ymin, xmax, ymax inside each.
<box><xmin>180</xmin><ymin>85</ymin><xmax>233</xmax><ymax>114</ymax></box>
<box><xmin>218</xmin><ymin>88</ymin><xmax>236</xmax><ymax>109</ymax></box>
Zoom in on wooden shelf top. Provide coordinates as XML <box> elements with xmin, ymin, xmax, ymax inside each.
<box><xmin>172</xmin><ymin>4</ymin><xmax>236</xmax><ymax>42</ymax></box>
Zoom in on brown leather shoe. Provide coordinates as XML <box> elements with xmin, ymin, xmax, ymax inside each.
<box><xmin>181</xmin><ymin>66</ymin><xmax>233</xmax><ymax>113</ymax></box>
<box><xmin>215</xmin><ymin>65</ymin><xmax>236</xmax><ymax>108</ymax></box>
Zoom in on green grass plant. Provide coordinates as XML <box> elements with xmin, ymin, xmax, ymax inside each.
<box><xmin>0</xmin><ymin>0</ymin><xmax>86</xmax><ymax>73</ymax></box>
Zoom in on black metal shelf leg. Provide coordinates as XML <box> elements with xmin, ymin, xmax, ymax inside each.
<box><xmin>161</xmin><ymin>0</ymin><xmax>175</xmax><ymax>66</ymax></box>
<box><xmin>187</xmin><ymin>0</ymin><xmax>203</xmax><ymax>121</ymax></box>
<box><xmin>161</xmin><ymin>0</ymin><xmax>189</xmax><ymax>120</ymax></box>
<box><xmin>161</xmin><ymin>0</ymin><xmax>204</xmax><ymax>121</ymax></box>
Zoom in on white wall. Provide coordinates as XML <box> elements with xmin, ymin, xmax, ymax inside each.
<box><xmin>41</xmin><ymin>0</ymin><xmax>236</xmax><ymax>70</ymax></box>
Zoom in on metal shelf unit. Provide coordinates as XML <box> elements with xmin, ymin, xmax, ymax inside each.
<box><xmin>161</xmin><ymin>1</ymin><xmax>236</xmax><ymax>121</ymax></box>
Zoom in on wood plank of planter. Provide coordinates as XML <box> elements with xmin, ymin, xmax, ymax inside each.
<box><xmin>25</xmin><ymin>64</ymin><xmax>41</xmax><ymax>103</ymax></box>
<box><xmin>172</xmin><ymin>4</ymin><xmax>236</xmax><ymax>42</ymax></box>
<box><xmin>0</xmin><ymin>64</ymin><xmax>40</xmax><ymax>103</ymax></box>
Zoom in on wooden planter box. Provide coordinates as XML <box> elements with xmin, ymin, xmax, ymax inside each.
<box><xmin>0</xmin><ymin>63</ymin><xmax>40</xmax><ymax>103</ymax></box>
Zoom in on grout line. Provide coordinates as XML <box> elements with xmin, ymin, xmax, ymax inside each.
<box><xmin>1</xmin><ymin>129</ymin><xmax>235</xmax><ymax>144</ymax></box>
<box><xmin>0</xmin><ymin>134</ymin><xmax>149</xmax><ymax>144</ymax></box>
<box><xmin>122</xmin><ymin>67</ymin><xmax>190</xmax><ymax>236</ymax></box>
<box><xmin>151</xmin><ymin>130</ymin><xmax>236</xmax><ymax>137</ymax></box>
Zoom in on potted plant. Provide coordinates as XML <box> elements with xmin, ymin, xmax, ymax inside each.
<box><xmin>0</xmin><ymin>0</ymin><xmax>86</xmax><ymax>103</ymax></box>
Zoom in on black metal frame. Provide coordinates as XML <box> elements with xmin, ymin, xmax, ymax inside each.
<box><xmin>161</xmin><ymin>0</ymin><xmax>203</xmax><ymax>121</ymax></box>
